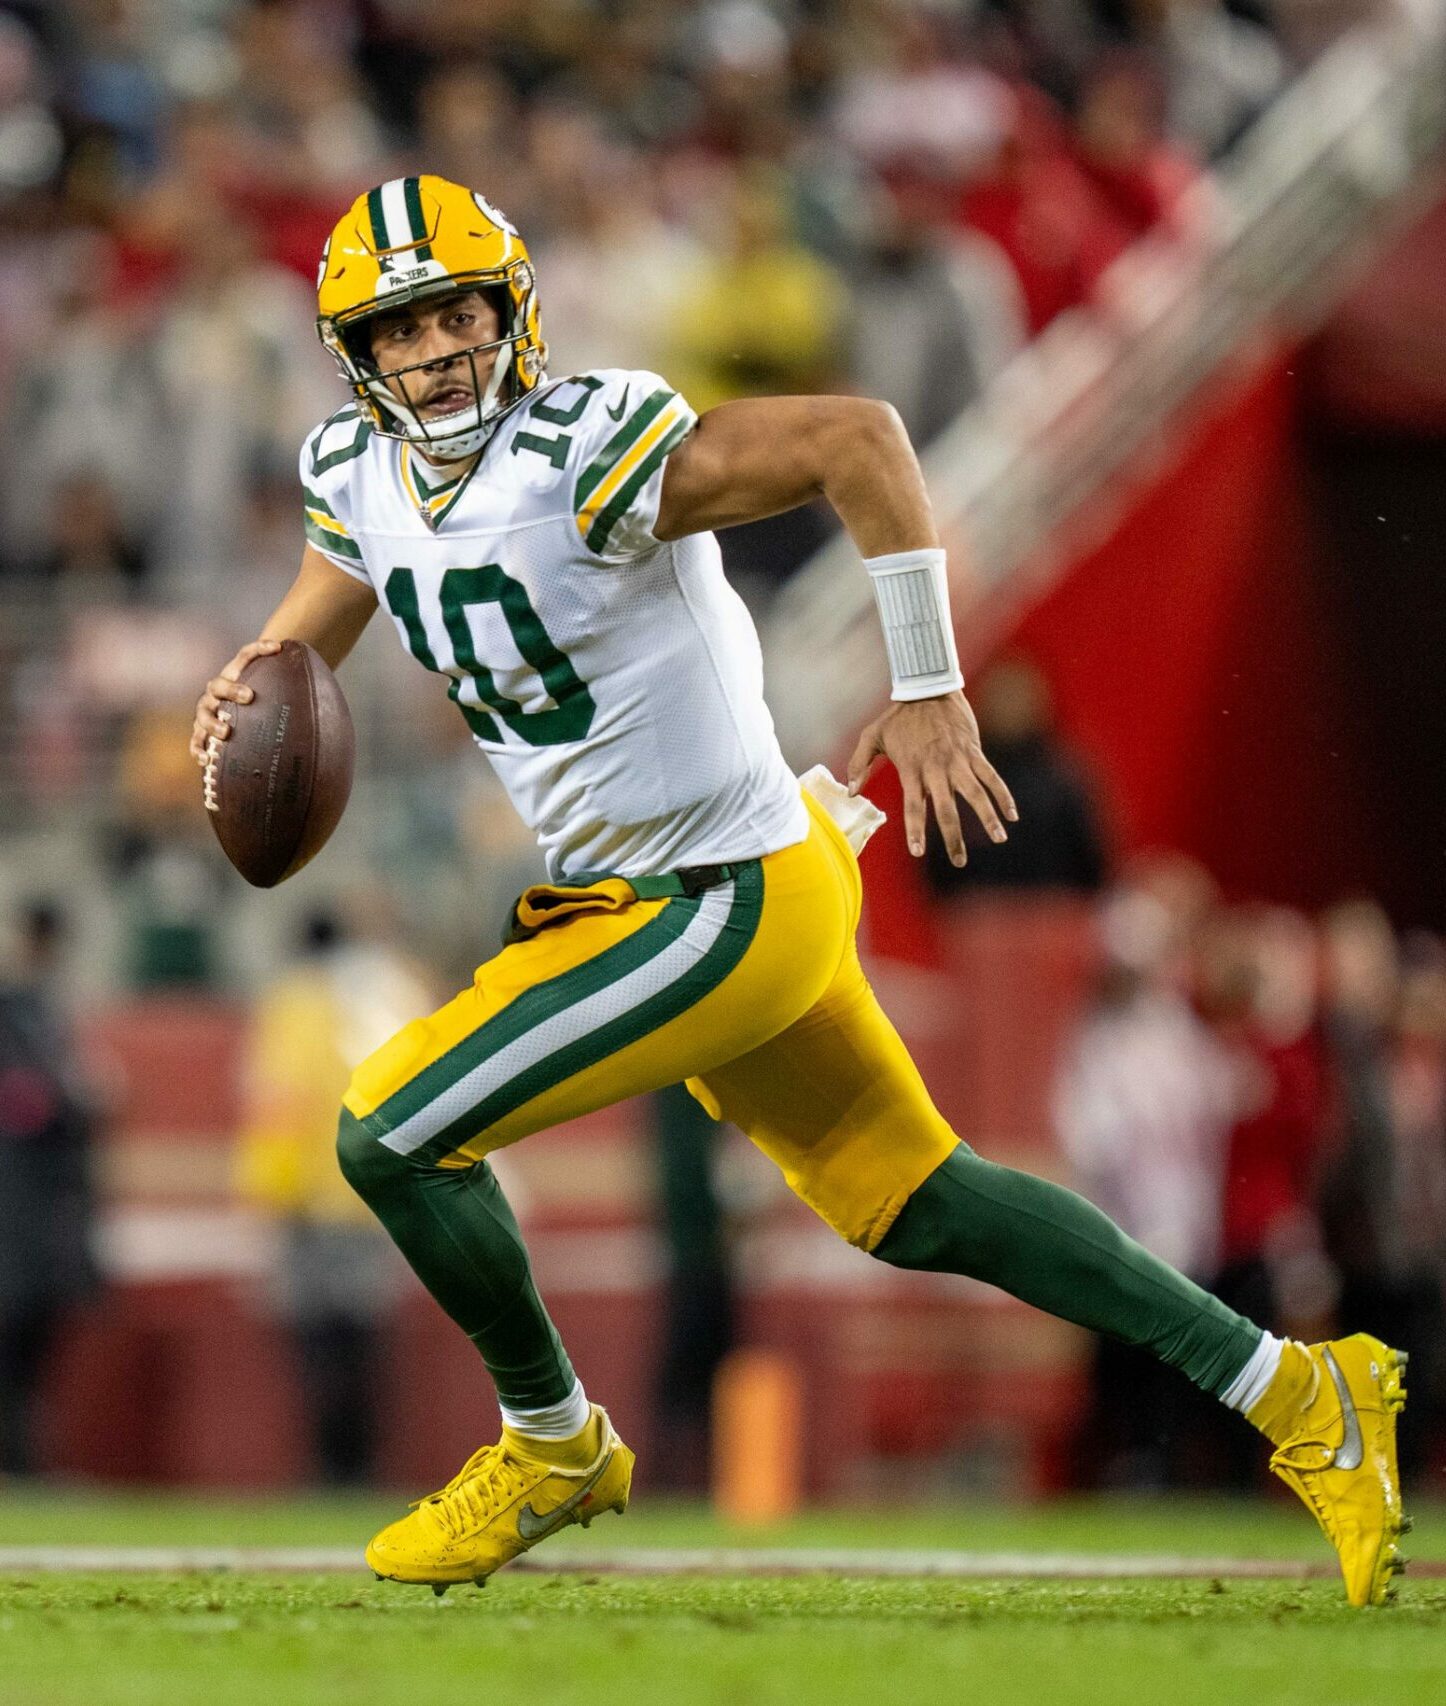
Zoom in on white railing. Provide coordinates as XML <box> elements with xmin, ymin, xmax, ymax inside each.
<box><xmin>762</xmin><ymin>12</ymin><xmax>1446</xmax><ymax>762</ymax></box>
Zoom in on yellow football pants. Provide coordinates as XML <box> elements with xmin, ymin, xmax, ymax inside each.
<box><xmin>342</xmin><ymin>796</ymin><xmax>959</xmax><ymax>1250</ymax></box>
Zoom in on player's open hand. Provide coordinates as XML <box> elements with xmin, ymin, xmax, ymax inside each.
<box><xmin>847</xmin><ymin>690</ymin><xmax>1017</xmax><ymax>866</ymax></box>
<box><xmin>189</xmin><ymin>639</ymin><xmax>283</xmax><ymax>766</ymax></box>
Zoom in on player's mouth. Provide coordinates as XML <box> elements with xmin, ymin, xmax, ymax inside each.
<box><xmin>419</xmin><ymin>385</ymin><xmax>475</xmax><ymax>419</ymax></box>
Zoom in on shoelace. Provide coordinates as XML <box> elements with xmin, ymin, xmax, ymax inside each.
<box><xmin>1270</xmin><ymin>1430</ymin><xmax>1347</xmax><ymax>1536</ymax></box>
<box><xmin>411</xmin><ymin>1443</ymin><xmax>533</xmax><ymax>1543</ymax></box>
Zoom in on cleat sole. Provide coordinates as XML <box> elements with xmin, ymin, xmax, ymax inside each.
<box><xmin>432</xmin><ymin>1584</ymin><xmax>448</xmax><ymax>1598</ymax></box>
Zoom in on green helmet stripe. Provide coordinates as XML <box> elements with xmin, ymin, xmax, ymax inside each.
<box><xmin>367</xmin><ymin>185</ymin><xmax>390</xmax><ymax>251</ymax></box>
<box><xmin>404</xmin><ymin>177</ymin><xmax>428</xmax><ymax>242</ymax></box>
<box><xmin>405</xmin><ymin>176</ymin><xmax>434</xmax><ymax>262</ymax></box>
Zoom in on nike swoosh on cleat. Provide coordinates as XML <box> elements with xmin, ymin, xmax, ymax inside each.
<box><xmin>605</xmin><ymin>387</ymin><xmax>630</xmax><ymax>422</ymax></box>
<box><xmin>516</xmin><ymin>1454</ymin><xmax>613</xmax><ymax>1543</ymax></box>
<box><xmin>1323</xmin><ymin>1347</ymin><xmax>1365</xmax><ymax>1471</ymax></box>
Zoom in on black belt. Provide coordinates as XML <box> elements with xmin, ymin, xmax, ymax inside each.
<box><xmin>619</xmin><ymin>863</ymin><xmax>742</xmax><ymax>901</ymax></box>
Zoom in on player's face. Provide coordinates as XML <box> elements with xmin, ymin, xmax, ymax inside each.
<box><xmin>366</xmin><ymin>290</ymin><xmax>503</xmax><ymax>424</ymax></box>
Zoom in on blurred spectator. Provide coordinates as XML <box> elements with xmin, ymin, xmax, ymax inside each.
<box><xmin>1209</xmin><ymin>906</ymin><xmax>1334</xmax><ymax>1339</ymax></box>
<box><xmin>1318</xmin><ymin>900</ymin><xmax>1445</xmax><ymax>1477</ymax></box>
<box><xmin>1144</xmin><ymin>0</ymin><xmax>1287</xmax><ymax>159</ymax></box>
<box><xmin>3</xmin><ymin>231</ymin><xmax>167</xmax><ymax>564</ymax></box>
<box><xmin>105</xmin><ymin>696</ymin><xmax>232</xmax><ymax>989</ymax></box>
<box><xmin>1069</xmin><ymin>56</ymin><xmax>1203</xmax><ymax>280</ymax></box>
<box><xmin>530</xmin><ymin>139</ymin><xmax>705</xmax><ymax>378</ymax></box>
<box><xmin>0</xmin><ymin>898</ymin><xmax>99</xmax><ymax>1478</ymax></box>
<box><xmin>832</xmin><ymin>4</ymin><xmax>1016</xmax><ymax>186</ymax></box>
<box><xmin>1317</xmin><ymin>901</ymin><xmax>1405</xmax><ymax>1317</ymax></box>
<box><xmin>235</xmin><ymin>901</ymin><xmax>436</xmax><ymax>1486</ymax></box>
<box><xmin>414</xmin><ymin>59</ymin><xmax>528</xmax><ymax>207</ymax></box>
<box><xmin>925</xmin><ymin>655</ymin><xmax>1108</xmax><ymax>897</ymax></box>
<box><xmin>10</xmin><ymin>469</ymin><xmax>149</xmax><ymax>600</ymax></box>
<box><xmin>1055</xmin><ymin>875</ymin><xmax>1240</xmax><ymax>1485</ymax></box>
<box><xmin>1196</xmin><ymin>904</ymin><xmax>1333</xmax><ymax>1483</ymax></box>
<box><xmin>847</xmin><ymin>166</ymin><xmax>1026</xmax><ymax>447</ymax></box>
<box><xmin>1388</xmin><ymin>934</ymin><xmax>1446</xmax><ymax>1462</ymax></box>
<box><xmin>650</xmin><ymin>1080</ymin><xmax>736</xmax><ymax>1493</ymax></box>
<box><xmin>665</xmin><ymin>166</ymin><xmax>848</xmax><ymax>413</ymax></box>
<box><xmin>0</xmin><ymin>12</ymin><xmax>63</xmax><ymax>203</ymax></box>
<box><xmin>956</xmin><ymin>88</ymin><xmax>1102</xmax><ymax>332</ymax></box>
<box><xmin>66</xmin><ymin>0</ymin><xmax>167</xmax><ymax>186</ymax></box>
<box><xmin>142</xmin><ymin>204</ymin><xmax>334</xmax><ymax>595</ymax></box>
<box><xmin>666</xmin><ymin>166</ymin><xmax>848</xmax><ymax>590</ymax></box>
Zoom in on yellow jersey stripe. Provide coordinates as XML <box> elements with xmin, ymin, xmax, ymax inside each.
<box><xmin>575</xmin><ymin>400</ymin><xmax>689</xmax><ymax>544</ymax></box>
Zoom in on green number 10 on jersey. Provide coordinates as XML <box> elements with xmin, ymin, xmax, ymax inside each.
<box><xmin>385</xmin><ymin>564</ymin><xmax>596</xmax><ymax>747</ymax></box>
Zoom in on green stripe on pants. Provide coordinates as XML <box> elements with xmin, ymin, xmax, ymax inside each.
<box><xmin>356</xmin><ymin>864</ymin><xmax>763</xmax><ymax>1168</ymax></box>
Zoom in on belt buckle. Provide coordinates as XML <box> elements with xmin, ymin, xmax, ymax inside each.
<box><xmin>678</xmin><ymin>864</ymin><xmax>721</xmax><ymax>898</ymax></box>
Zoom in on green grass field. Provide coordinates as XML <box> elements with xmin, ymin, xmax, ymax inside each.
<box><xmin>3</xmin><ymin>1493</ymin><xmax>1443</xmax><ymax>1706</ymax></box>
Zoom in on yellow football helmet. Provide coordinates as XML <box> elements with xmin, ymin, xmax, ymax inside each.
<box><xmin>315</xmin><ymin>175</ymin><xmax>546</xmax><ymax>459</ymax></box>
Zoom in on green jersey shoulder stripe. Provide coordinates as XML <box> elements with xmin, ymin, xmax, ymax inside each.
<box><xmin>584</xmin><ymin>414</ymin><xmax>693</xmax><ymax>555</ymax></box>
<box><xmin>304</xmin><ymin>513</ymin><xmax>363</xmax><ymax>561</ymax></box>
<box><xmin>309</xmin><ymin>407</ymin><xmax>372</xmax><ymax>477</ymax></box>
<box><xmin>301</xmin><ymin>485</ymin><xmax>341</xmax><ymax>520</ymax></box>
<box><xmin>574</xmin><ymin>388</ymin><xmax>676</xmax><ymax>510</ymax></box>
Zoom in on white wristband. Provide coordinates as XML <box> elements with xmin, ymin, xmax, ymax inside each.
<box><xmin>864</xmin><ymin>547</ymin><xmax>964</xmax><ymax>702</ymax></box>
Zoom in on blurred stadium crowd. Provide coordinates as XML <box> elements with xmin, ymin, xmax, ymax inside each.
<box><xmin>1052</xmin><ymin>858</ymin><xmax>1446</xmax><ymax>1486</ymax></box>
<box><xmin>3</xmin><ymin>0</ymin><xmax>1443</xmax><ymax>1490</ymax></box>
<box><xmin>0</xmin><ymin>0</ymin><xmax>1382</xmax><ymax>607</ymax></box>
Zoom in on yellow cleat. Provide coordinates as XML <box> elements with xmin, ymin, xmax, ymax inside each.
<box><xmin>365</xmin><ymin>1404</ymin><xmax>633</xmax><ymax>1590</ymax></box>
<box><xmin>1251</xmin><ymin>1334</ymin><xmax>1408</xmax><ymax>1607</ymax></box>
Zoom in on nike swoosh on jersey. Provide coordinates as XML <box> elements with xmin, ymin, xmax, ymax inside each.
<box><xmin>605</xmin><ymin>387</ymin><xmax>630</xmax><ymax>422</ymax></box>
<box><xmin>1323</xmin><ymin>1347</ymin><xmax>1365</xmax><ymax>1471</ymax></box>
<box><xmin>515</xmin><ymin>1454</ymin><xmax>613</xmax><ymax>1542</ymax></box>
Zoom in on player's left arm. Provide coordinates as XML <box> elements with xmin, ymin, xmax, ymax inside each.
<box><xmin>656</xmin><ymin>395</ymin><xmax>1017</xmax><ymax>864</ymax></box>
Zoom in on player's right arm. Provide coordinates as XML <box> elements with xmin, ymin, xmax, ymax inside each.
<box><xmin>188</xmin><ymin>545</ymin><xmax>378</xmax><ymax>766</ymax></box>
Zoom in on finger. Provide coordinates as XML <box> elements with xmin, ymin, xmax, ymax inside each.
<box><xmin>954</xmin><ymin>766</ymin><xmax>1007</xmax><ymax>844</ymax></box>
<box><xmin>220</xmin><ymin>639</ymin><xmax>281</xmax><ymax>683</ymax></box>
<box><xmin>974</xmin><ymin>752</ymin><xmax>1018</xmax><ymax>823</ymax></box>
<box><xmin>901</xmin><ymin>768</ymin><xmax>928</xmax><ymax>857</ymax></box>
<box><xmin>208</xmin><ymin>677</ymin><xmax>255</xmax><ymax>706</ymax></box>
<box><xmin>198</xmin><ymin>700</ymin><xmax>235</xmax><ymax>738</ymax></box>
<box><xmin>846</xmin><ymin>724</ymin><xmax>881</xmax><ymax>796</ymax></box>
<box><xmin>928</xmin><ymin>770</ymin><xmax>966</xmax><ymax>867</ymax></box>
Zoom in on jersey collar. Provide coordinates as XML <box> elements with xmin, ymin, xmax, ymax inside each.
<box><xmin>401</xmin><ymin>442</ymin><xmax>480</xmax><ymax>531</ymax></box>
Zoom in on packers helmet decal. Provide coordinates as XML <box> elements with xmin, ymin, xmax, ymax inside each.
<box><xmin>315</xmin><ymin>175</ymin><xmax>547</xmax><ymax>460</ymax></box>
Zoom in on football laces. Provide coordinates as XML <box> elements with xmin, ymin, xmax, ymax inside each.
<box><xmin>201</xmin><ymin>708</ymin><xmax>232</xmax><ymax>814</ymax></box>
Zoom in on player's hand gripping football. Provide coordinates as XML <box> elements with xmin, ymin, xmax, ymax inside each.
<box><xmin>847</xmin><ymin>689</ymin><xmax>1017</xmax><ymax>867</ymax></box>
<box><xmin>189</xmin><ymin>638</ymin><xmax>283</xmax><ymax>767</ymax></box>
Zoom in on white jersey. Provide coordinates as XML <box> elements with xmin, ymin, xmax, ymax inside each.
<box><xmin>300</xmin><ymin>368</ymin><xmax>808</xmax><ymax>879</ymax></box>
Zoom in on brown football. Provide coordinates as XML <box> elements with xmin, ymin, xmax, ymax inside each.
<box><xmin>202</xmin><ymin>640</ymin><xmax>355</xmax><ymax>888</ymax></box>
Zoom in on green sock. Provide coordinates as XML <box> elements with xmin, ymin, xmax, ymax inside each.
<box><xmin>337</xmin><ymin>1109</ymin><xmax>575</xmax><ymax>1410</ymax></box>
<box><xmin>874</xmin><ymin>1145</ymin><xmax>1261</xmax><ymax>1398</ymax></box>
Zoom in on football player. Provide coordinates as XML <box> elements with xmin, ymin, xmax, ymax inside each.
<box><xmin>191</xmin><ymin>177</ymin><xmax>1406</xmax><ymax>1603</ymax></box>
